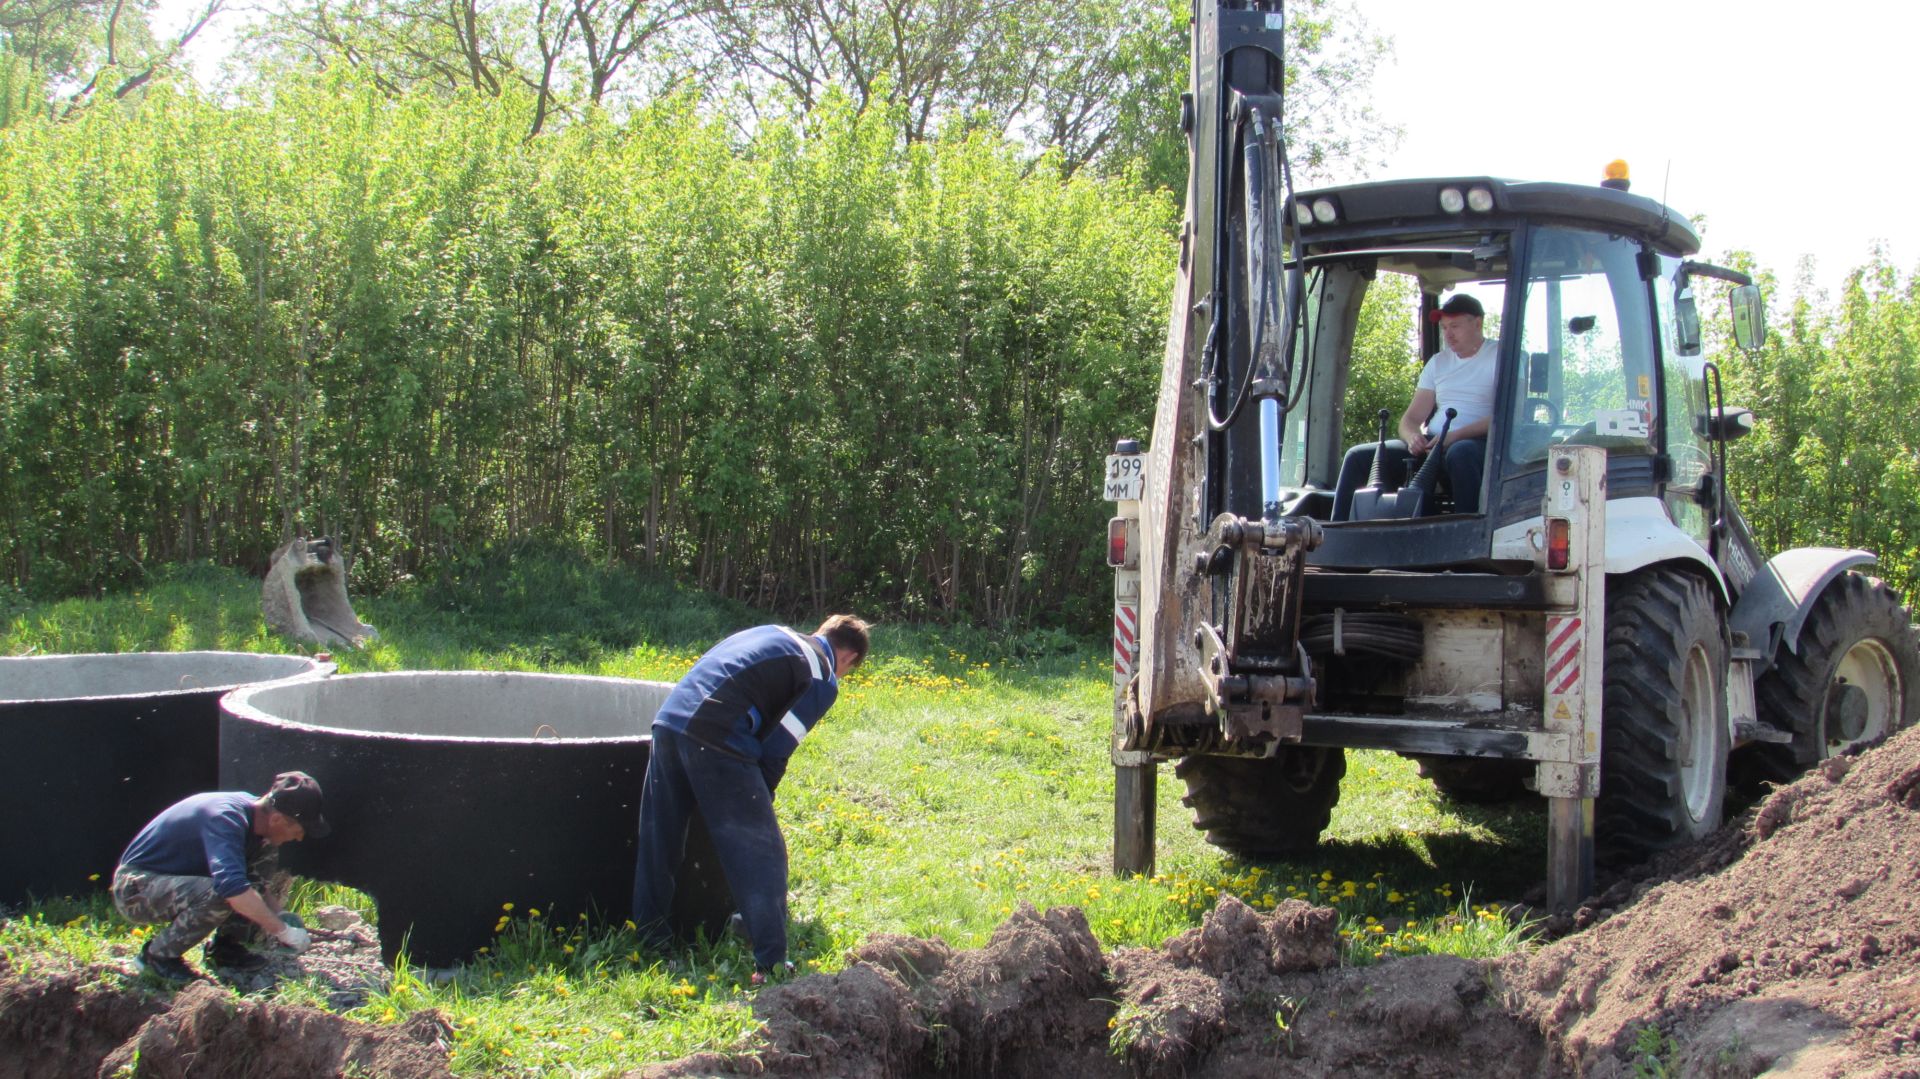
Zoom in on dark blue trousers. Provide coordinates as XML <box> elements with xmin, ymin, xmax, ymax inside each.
<box><xmin>632</xmin><ymin>727</ymin><xmax>789</xmax><ymax>969</ymax></box>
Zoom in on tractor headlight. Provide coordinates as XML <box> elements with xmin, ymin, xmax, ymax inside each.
<box><xmin>1438</xmin><ymin>187</ymin><xmax>1465</xmax><ymax>214</ymax></box>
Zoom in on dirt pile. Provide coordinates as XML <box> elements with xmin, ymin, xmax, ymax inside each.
<box><xmin>1503</xmin><ymin>727</ymin><xmax>1920</xmax><ymax>1077</ymax></box>
<box><xmin>638</xmin><ymin>897</ymin><xmax>1539</xmax><ymax>1079</ymax></box>
<box><xmin>0</xmin><ymin>905</ymin><xmax>450</xmax><ymax>1079</ymax></box>
<box><xmin>640</xmin><ymin>726</ymin><xmax>1920</xmax><ymax>1079</ymax></box>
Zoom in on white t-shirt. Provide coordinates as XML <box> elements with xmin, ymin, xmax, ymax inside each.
<box><xmin>1416</xmin><ymin>336</ymin><xmax>1499</xmax><ymax>435</ymax></box>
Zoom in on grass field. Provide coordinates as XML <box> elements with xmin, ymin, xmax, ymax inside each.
<box><xmin>1</xmin><ymin>557</ymin><xmax>1547</xmax><ymax>1075</ymax></box>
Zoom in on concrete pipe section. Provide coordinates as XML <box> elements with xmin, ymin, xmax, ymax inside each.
<box><xmin>220</xmin><ymin>671</ymin><xmax>735</xmax><ymax>967</ymax></box>
<box><xmin>0</xmin><ymin>651</ymin><xmax>333</xmax><ymax>906</ymax></box>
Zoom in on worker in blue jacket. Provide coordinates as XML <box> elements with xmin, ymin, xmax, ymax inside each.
<box><xmin>113</xmin><ymin>770</ymin><xmax>330</xmax><ymax>983</ymax></box>
<box><xmin>632</xmin><ymin>614</ymin><xmax>870</xmax><ymax>983</ymax></box>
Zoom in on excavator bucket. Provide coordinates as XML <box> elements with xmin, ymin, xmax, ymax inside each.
<box><xmin>262</xmin><ymin>536</ymin><xmax>378</xmax><ymax>648</ymax></box>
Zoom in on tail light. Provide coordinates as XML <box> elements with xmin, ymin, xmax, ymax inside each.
<box><xmin>1546</xmin><ymin>517</ymin><xmax>1571</xmax><ymax>571</ymax></box>
<box><xmin>1108</xmin><ymin>517</ymin><xmax>1137</xmax><ymax>570</ymax></box>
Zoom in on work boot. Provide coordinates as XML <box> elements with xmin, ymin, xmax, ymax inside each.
<box><xmin>136</xmin><ymin>941</ymin><xmax>198</xmax><ymax>985</ymax></box>
<box><xmin>205</xmin><ymin>936</ymin><xmax>271</xmax><ymax>973</ymax></box>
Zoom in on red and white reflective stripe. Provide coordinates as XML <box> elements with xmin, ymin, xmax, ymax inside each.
<box><xmin>1545</xmin><ymin>614</ymin><xmax>1582</xmax><ymax>695</ymax></box>
<box><xmin>1114</xmin><ymin>604</ymin><xmax>1137</xmax><ymax>677</ymax></box>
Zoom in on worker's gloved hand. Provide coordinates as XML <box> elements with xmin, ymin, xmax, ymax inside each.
<box><xmin>274</xmin><ymin>925</ymin><xmax>312</xmax><ymax>953</ymax></box>
<box><xmin>278</xmin><ymin>911</ymin><xmax>305</xmax><ymax>930</ymax></box>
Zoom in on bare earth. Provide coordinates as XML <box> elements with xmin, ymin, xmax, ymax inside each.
<box><xmin>5</xmin><ymin>728</ymin><xmax>1918</xmax><ymax>1078</ymax></box>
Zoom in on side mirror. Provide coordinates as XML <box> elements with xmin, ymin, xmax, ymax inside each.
<box><xmin>1730</xmin><ymin>284</ymin><xmax>1766</xmax><ymax>351</ymax></box>
<box><xmin>1699</xmin><ymin>405</ymin><xmax>1755</xmax><ymax>442</ymax></box>
<box><xmin>1673</xmin><ymin>278</ymin><xmax>1702</xmax><ymax>356</ymax></box>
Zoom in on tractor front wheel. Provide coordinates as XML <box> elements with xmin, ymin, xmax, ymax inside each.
<box><xmin>1176</xmin><ymin>747</ymin><xmax>1346</xmax><ymax>860</ymax></box>
<box><xmin>1740</xmin><ymin>572</ymin><xmax>1920</xmax><ymax>786</ymax></box>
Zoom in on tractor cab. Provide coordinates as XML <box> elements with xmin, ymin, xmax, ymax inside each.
<box><xmin>1253</xmin><ymin>174</ymin><xmax>1762</xmax><ymax>573</ymax></box>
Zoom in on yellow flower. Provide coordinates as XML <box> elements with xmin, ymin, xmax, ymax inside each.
<box><xmin>89</xmin><ymin>873</ymin><xmax>101</xmax><ymax>882</ymax></box>
<box><xmin>529</xmin><ymin>907</ymin><xmax>542</xmax><ymax>917</ymax></box>
<box><xmin>502</xmin><ymin>902</ymin><xmax>515</xmax><ymax>911</ymax></box>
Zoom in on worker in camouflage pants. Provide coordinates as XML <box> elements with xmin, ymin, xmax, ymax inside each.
<box><xmin>113</xmin><ymin>845</ymin><xmax>290</xmax><ymax>966</ymax></box>
<box><xmin>112</xmin><ymin>771</ymin><xmax>331</xmax><ymax>983</ymax></box>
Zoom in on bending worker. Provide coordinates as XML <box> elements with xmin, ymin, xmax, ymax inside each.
<box><xmin>113</xmin><ymin>770</ymin><xmax>328</xmax><ymax>983</ymax></box>
<box><xmin>633</xmin><ymin>615</ymin><xmax>870</xmax><ymax>984</ymax></box>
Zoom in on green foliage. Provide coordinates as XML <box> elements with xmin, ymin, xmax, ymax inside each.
<box><xmin>1338</xmin><ymin>271</ymin><xmax>1420</xmax><ymax>448</ymax></box>
<box><xmin>1716</xmin><ymin>256</ymin><xmax>1920</xmax><ymax>598</ymax></box>
<box><xmin>1629</xmin><ymin>1023</ymin><xmax>1679</xmax><ymax>1078</ymax></box>
<box><xmin>0</xmin><ymin>79</ymin><xmax>1175</xmax><ymax>627</ymax></box>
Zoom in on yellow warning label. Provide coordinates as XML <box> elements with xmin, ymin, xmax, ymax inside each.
<box><xmin>1637</xmin><ymin>375</ymin><xmax>1651</xmax><ymax>397</ymax></box>
<box><xmin>1552</xmin><ymin>700</ymin><xmax>1571</xmax><ymax>720</ymax></box>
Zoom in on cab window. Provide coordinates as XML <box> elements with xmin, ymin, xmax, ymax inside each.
<box><xmin>1507</xmin><ymin>229</ymin><xmax>1659</xmax><ymax>466</ymax></box>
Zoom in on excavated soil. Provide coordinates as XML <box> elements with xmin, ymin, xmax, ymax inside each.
<box><xmin>640</xmin><ymin>725</ymin><xmax>1920</xmax><ymax>1079</ymax></box>
<box><xmin>6</xmin><ymin>730</ymin><xmax>1920</xmax><ymax>1077</ymax></box>
<box><xmin>0</xmin><ymin>906</ymin><xmax>452</xmax><ymax>1079</ymax></box>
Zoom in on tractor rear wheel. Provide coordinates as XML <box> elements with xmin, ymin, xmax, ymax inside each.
<box><xmin>1740</xmin><ymin>572</ymin><xmax>1920</xmax><ymax>785</ymax></box>
<box><xmin>1598</xmin><ymin>567</ymin><xmax>1728</xmax><ymax>867</ymax></box>
<box><xmin>1176</xmin><ymin>747</ymin><xmax>1346</xmax><ymax>859</ymax></box>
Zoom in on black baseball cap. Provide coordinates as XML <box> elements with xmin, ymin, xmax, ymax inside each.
<box><xmin>1434</xmin><ymin>294</ymin><xmax>1484</xmax><ymax>319</ymax></box>
<box><xmin>266</xmin><ymin>771</ymin><xmax>332</xmax><ymax>839</ymax></box>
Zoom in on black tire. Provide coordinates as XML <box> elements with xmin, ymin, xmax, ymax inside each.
<box><xmin>1175</xmin><ymin>747</ymin><xmax>1346</xmax><ymax>859</ymax></box>
<box><xmin>1411</xmin><ymin>755</ymin><xmax>1532</xmax><ymax>804</ymax></box>
<box><xmin>1598</xmin><ymin>567</ymin><xmax>1728</xmax><ymax>867</ymax></box>
<box><xmin>1740</xmin><ymin>572</ymin><xmax>1920</xmax><ymax>785</ymax></box>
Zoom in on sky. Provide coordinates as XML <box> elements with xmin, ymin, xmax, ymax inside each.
<box><xmin>157</xmin><ymin>0</ymin><xmax>1912</xmax><ymax>295</ymax></box>
<box><xmin>1343</xmin><ymin>0</ymin><xmax>1917</xmax><ymax>296</ymax></box>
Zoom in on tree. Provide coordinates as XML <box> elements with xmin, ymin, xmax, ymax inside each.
<box><xmin>1</xmin><ymin>0</ymin><xmax>223</xmax><ymax>120</ymax></box>
<box><xmin>249</xmin><ymin>0</ymin><xmax>704</xmax><ymax>137</ymax></box>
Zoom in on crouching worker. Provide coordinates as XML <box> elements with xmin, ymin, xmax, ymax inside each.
<box><xmin>633</xmin><ymin>615</ymin><xmax>870</xmax><ymax>986</ymax></box>
<box><xmin>113</xmin><ymin>770</ymin><xmax>331</xmax><ymax>983</ymax></box>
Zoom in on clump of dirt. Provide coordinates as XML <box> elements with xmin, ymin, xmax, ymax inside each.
<box><xmin>0</xmin><ymin>958</ymin><xmax>163</xmax><ymax>1079</ymax></box>
<box><xmin>0</xmin><ymin>905</ymin><xmax>451</xmax><ymax>1079</ymax></box>
<box><xmin>637</xmin><ymin>726</ymin><xmax>1920</xmax><ymax>1079</ymax></box>
<box><xmin>96</xmin><ymin>980</ymin><xmax>453</xmax><ymax>1079</ymax></box>
<box><xmin>637</xmin><ymin>896</ymin><xmax>1538</xmax><ymax>1079</ymax></box>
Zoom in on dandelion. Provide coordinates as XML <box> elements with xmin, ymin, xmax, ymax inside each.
<box><xmin>502</xmin><ymin>903</ymin><xmax>515</xmax><ymax>912</ymax></box>
<box><xmin>529</xmin><ymin>907</ymin><xmax>542</xmax><ymax>917</ymax></box>
<box><xmin>89</xmin><ymin>873</ymin><xmax>101</xmax><ymax>882</ymax></box>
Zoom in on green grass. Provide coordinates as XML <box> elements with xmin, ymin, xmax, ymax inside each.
<box><xmin>2</xmin><ymin>557</ymin><xmax>1549</xmax><ymax>1075</ymax></box>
